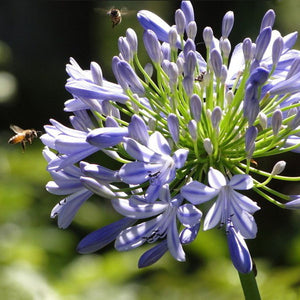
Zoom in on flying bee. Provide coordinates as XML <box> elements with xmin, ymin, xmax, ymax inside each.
<box><xmin>8</xmin><ymin>125</ymin><xmax>39</xmax><ymax>151</ymax></box>
<box><xmin>107</xmin><ymin>8</ymin><xmax>123</xmax><ymax>28</ymax></box>
<box><xmin>95</xmin><ymin>7</ymin><xmax>134</xmax><ymax>28</ymax></box>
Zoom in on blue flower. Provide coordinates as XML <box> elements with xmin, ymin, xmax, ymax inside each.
<box><xmin>112</xmin><ymin>184</ymin><xmax>202</xmax><ymax>265</ymax></box>
<box><xmin>41</xmin><ymin>119</ymin><xmax>99</xmax><ymax>171</ymax></box>
<box><xmin>41</xmin><ymin>1</ymin><xmax>300</xmax><ymax>274</ymax></box>
<box><xmin>119</xmin><ymin>131</ymin><xmax>189</xmax><ymax>202</ymax></box>
<box><xmin>43</xmin><ymin>147</ymin><xmax>93</xmax><ymax>229</ymax></box>
<box><xmin>181</xmin><ymin>167</ymin><xmax>260</xmax><ymax>239</ymax></box>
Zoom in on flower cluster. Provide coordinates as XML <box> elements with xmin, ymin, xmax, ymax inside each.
<box><xmin>41</xmin><ymin>1</ymin><xmax>300</xmax><ymax>273</ymax></box>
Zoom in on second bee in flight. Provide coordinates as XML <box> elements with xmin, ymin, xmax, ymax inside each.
<box><xmin>8</xmin><ymin>125</ymin><xmax>39</xmax><ymax>151</ymax></box>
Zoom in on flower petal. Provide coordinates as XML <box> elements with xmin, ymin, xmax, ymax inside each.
<box><xmin>77</xmin><ymin>218</ymin><xmax>136</xmax><ymax>253</ymax></box>
<box><xmin>148</xmin><ymin>132</ymin><xmax>171</xmax><ymax>156</ymax></box>
<box><xmin>167</xmin><ymin>217</ymin><xmax>185</xmax><ymax>261</ymax></box>
<box><xmin>138</xmin><ymin>240</ymin><xmax>169</xmax><ymax>268</ymax></box>
<box><xmin>111</xmin><ymin>198</ymin><xmax>168</xmax><ymax>219</ymax></box>
<box><xmin>227</xmin><ymin>224</ymin><xmax>253</xmax><ymax>273</ymax></box>
<box><xmin>180</xmin><ymin>223</ymin><xmax>200</xmax><ymax>244</ymax></box>
<box><xmin>181</xmin><ymin>181</ymin><xmax>218</xmax><ymax>204</ymax></box>
<box><xmin>229</xmin><ymin>174</ymin><xmax>253</xmax><ymax>190</ymax></box>
<box><xmin>177</xmin><ymin>204</ymin><xmax>202</xmax><ymax>227</ymax></box>
<box><xmin>123</xmin><ymin>138</ymin><xmax>162</xmax><ymax>162</ymax></box>
<box><xmin>203</xmin><ymin>197</ymin><xmax>223</xmax><ymax>230</ymax></box>
<box><xmin>51</xmin><ymin>189</ymin><xmax>93</xmax><ymax>229</ymax></box>
<box><xmin>173</xmin><ymin>149</ymin><xmax>189</xmax><ymax>168</ymax></box>
<box><xmin>87</xmin><ymin>127</ymin><xmax>128</xmax><ymax>148</ymax></box>
<box><xmin>208</xmin><ymin>167</ymin><xmax>227</xmax><ymax>188</ymax></box>
<box><xmin>115</xmin><ymin>215</ymin><xmax>163</xmax><ymax>251</ymax></box>
<box><xmin>119</xmin><ymin>162</ymin><xmax>160</xmax><ymax>184</ymax></box>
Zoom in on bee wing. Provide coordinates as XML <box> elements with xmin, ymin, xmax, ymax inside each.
<box><xmin>120</xmin><ymin>7</ymin><xmax>135</xmax><ymax>16</ymax></box>
<box><xmin>10</xmin><ymin>124</ymin><xmax>24</xmax><ymax>133</ymax></box>
<box><xmin>94</xmin><ymin>7</ymin><xmax>114</xmax><ymax>15</ymax></box>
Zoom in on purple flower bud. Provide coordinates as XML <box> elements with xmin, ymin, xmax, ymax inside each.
<box><xmin>242</xmin><ymin>38</ymin><xmax>253</xmax><ymax>62</ymax></box>
<box><xmin>190</xmin><ymin>94</ymin><xmax>202</xmax><ymax>122</ymax></box>
<box><xmin>220</xmin><ymin>65</ymin><xmax>228</xmax><ymax>84</ymax></box>
<box><xmin>87</xmin><ymin>127</ymin><xmax>129</xmax><ymax>148</ymax></box>
<box><xmin>210</xmin><ymin>49</ymin><xmax>223</xmax><ymax>78</ymax></box>
<box><xmin>258</xmin><ymin>112</ymin><xmax>267</xmax><ymax>130</ymax></box>
<box><xmin>222</xmin><ymin>11</ymin><xmax>234</xmax><ymax>38</ymax></box>
<box><xmin>211</xmin><ymin>106</ymin><xmax>222</xmax><ymax>129</ymax></box>
<box><xmin>183</xmin><ymin>39</ymin><xmax>196</xmax><ymax>58</ymax></box>
<box><xmin>272</xmin><ymin>36</ymin><xmax>284</xmax><ymax>66</ymax></box>
<box><xmin>260</xmin><ymin>9</ymin><xmax>275</xmax><ymax>32</ymax></box>
<box><xmin>90</xmin><ymin>61</ymin><xmax>103</xmax><ymax>86</ymax></box>
<box><xmin>288</xmin><ymin>107</ymin><xmax>298</xmax><ymax>119</ymax></box>
<box><xmin>227</xmin><ymin>222</ymin><xmax>252</xmax><ymax>274</ymax></box>
<box><xmin>183</xmin><ymin>75</ymin><xmax>194</xmax><ymax>96</ymax></box>
<box><xmin>188</xmin><ymin>120</ymin><xmax>197</xmax><ymax>141</ymax></box>
<box><xmin>184</xmin><ymin>51</ymin><xmax>197</xmax><ymax>76</ymax></box>
<box><xmin>226</xmin><ymin>90</ymin><xmax>234</xmax><ymax>105</ymax></box>
<box><xmin>161</xmin><ymin>42</ymin><xmax>171</xmax><ymax>61</ymax></box>
<box><xmin>137</xmin><ymin>10</ymin><xmax>171</xmax><ymax>44</ymax></box>
<box><xmin>168</xmin><ymin>62</ymin><xmax>179</xmax><ymax>87</ymax></box>
<box><xmin>271</xmin><ymin>160</ymin><xmax>286</xmax><ymax>175</ymax></box>
<box><xmin>283</xmin><ymin>31</ymin><xmax>298</xmax><ymax>50</ymax></box>
<box><xmin>289</xmin><ymin>109</ymin><xmax>300</xmax><ymax>130</ymax></box>
<box><xmin>254</xmin><ymin>26</ymin><xmax>272</xmax><ymax>61</ymax></box>
<box><xmin>220</xmin><ymin>38</ymin><xmax>231</xmax><ymax>58</ymax></box>
<box><xmin>167</xmin><ymin>113</ymin><xmax>180</xmax><ymax>144</ymax></box>
<box><xmin>105</xmin><ymin>116</ymin><xmax>119</xmax><ymax>127</ymax></box>
<box><xmin>272</xmin><ymin>109</ymin><xmax>282</xmax><ymax>135</ymax></box>
<box><xmin>161</xmin><ymin>59</ymin><xmax>169</xmax><ymax>74</ymax></box>
<box><xmin>284</xmin><ymin>196</ymin><xmax>300</xmax><ymax>209</ymax></box>
<box><xmin>176</xmin><ymin>57</ymin><xmax>184</xmax><ymax>74</ymax></box>
<box><xmin>144</xmin><ymin>63</ymin><xmax>153</xmax><ymax>78</ymax></box>
<box><xmin>181</xmin><ymin>1</ymin><xmax>194</xmax><ymax>26</ymax></box>
<box><xmin>175</xmin><ymin>9</ymin><xmax>186</xmax><ymax>36</ymax></box>
<box><xmin>248</xmin><ymin>67</ymin><xmax>269</xmax><ymax>86</ymax></box>
<box><xmin>77</xmin><ymin>218</ymin><xmax>136</xmax><ymax>254</ymax></box>
<box><xmin>203</xmin><ymin>138</ymin><xmax>213</xmax><ymax>155</ymax></box>
<box><xmin>126</xmin><ymin>28</ymin><xmax>138</xmax><ymax>54</ymax></box>
<box><xmin>143</xmin><ymin>29</ymin><xmax>163</xmax><ymax>63</ymax></box>
<box><xmin>112</xmin><ymin>56</ymin><xmax>128</xmax><ymax>90</ymax></box>
<box><xmin>187</xmin><ymin>21</ymin><xmax>197</xmax><ymax>40</ymax></box>
<box><xmin>117</xmin><ymin>60</ymin><xmax>145</xmax><ymax>95</ymax></box>
<box><xmin>203</xmin><ymin>27</ymin><xmax>213</xmax><ymax>48</ymax></box>
<box><xmin>128</xmin><ymin>114</ymin><xmax>149</xmax><ymax>145</ymax></box>
<box><xmin>138</xmin><ymin>241</ymin><xmax>168</xmax><ymax>268</ymax></box>
<box><xmin>70</xmin><ymin>111</ymin><xmax>94</xmax><ymax>131</ymax></box>
<box><xmin>244</xmin><ymin>94</ymin><xmax>260</xmax><ymax>125</ymax></box>
<box><xmin>118</xmin><ymin>37</ymin><xmax>132</xmax><ymax>62</ymax></box>
<box><xmin>245</xmin><ymin>126</ymin><xmax>258</xmax><ymax>155</ymax></box>
<box><xmin>168</xmin><ymin>27</ymin><xmax>179</xmax><ymax>49</ymax></box>
<box><xmin>286</xmin><ymin>57</ymin><xmax>300</xmax><ymax>79</ymax></box>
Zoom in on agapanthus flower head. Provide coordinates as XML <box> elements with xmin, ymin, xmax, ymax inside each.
<box><xmin>42</xmin><ymin>1</ymin><xmax>300</xmax><ymax>275</ymax></box>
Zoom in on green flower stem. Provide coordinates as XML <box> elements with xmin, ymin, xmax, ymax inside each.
<box><xmin>238</xmin><ymin>270</ymin><xmax>261</xmax><ymax>300</ymax></box>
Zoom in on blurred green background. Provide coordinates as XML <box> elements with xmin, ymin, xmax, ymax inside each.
<box><xmin>1</xmin><ymin>0</ymin><xmax>300</xmax><ymax>299</ymax></box>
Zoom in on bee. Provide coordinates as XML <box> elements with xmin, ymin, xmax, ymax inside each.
<box><xmin>195</xmin><ymin>71</ymin><xmax>206</xmax><ymax>82</ymax></box>
<box><xmin>95</xmin><ymin>7</ymin><xmax>134</xmax><ymax>28</ymax></box>
<box><xmin>107</xmin><ymin>8</ymin><xmax>123</xmax><ymax>28</ymax></box>
<box><xmin>8</xmin><ymin>125</ymin><xmax>39</xmax><ymax>151</ymax></box>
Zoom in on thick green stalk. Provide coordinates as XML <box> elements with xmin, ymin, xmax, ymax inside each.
<box><xmin>238</xmin><ymin>270</ymin><xmax>261</xmax><ymax>300</ymax></box>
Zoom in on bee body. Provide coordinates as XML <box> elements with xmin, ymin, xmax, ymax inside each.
<box><xmin>8</xmin><ymin>125</ymin><xmax>38</xmax><ymax>151</ymax></box>
<box><xmin>107</xmin><ymin>8</ymin><xmax>122</xmax><ymax>28</ymax></box>
<box><xmin>95</xmin><ymin>7</ymin><xmax>134</xmax><ymax>28</ymax></box>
